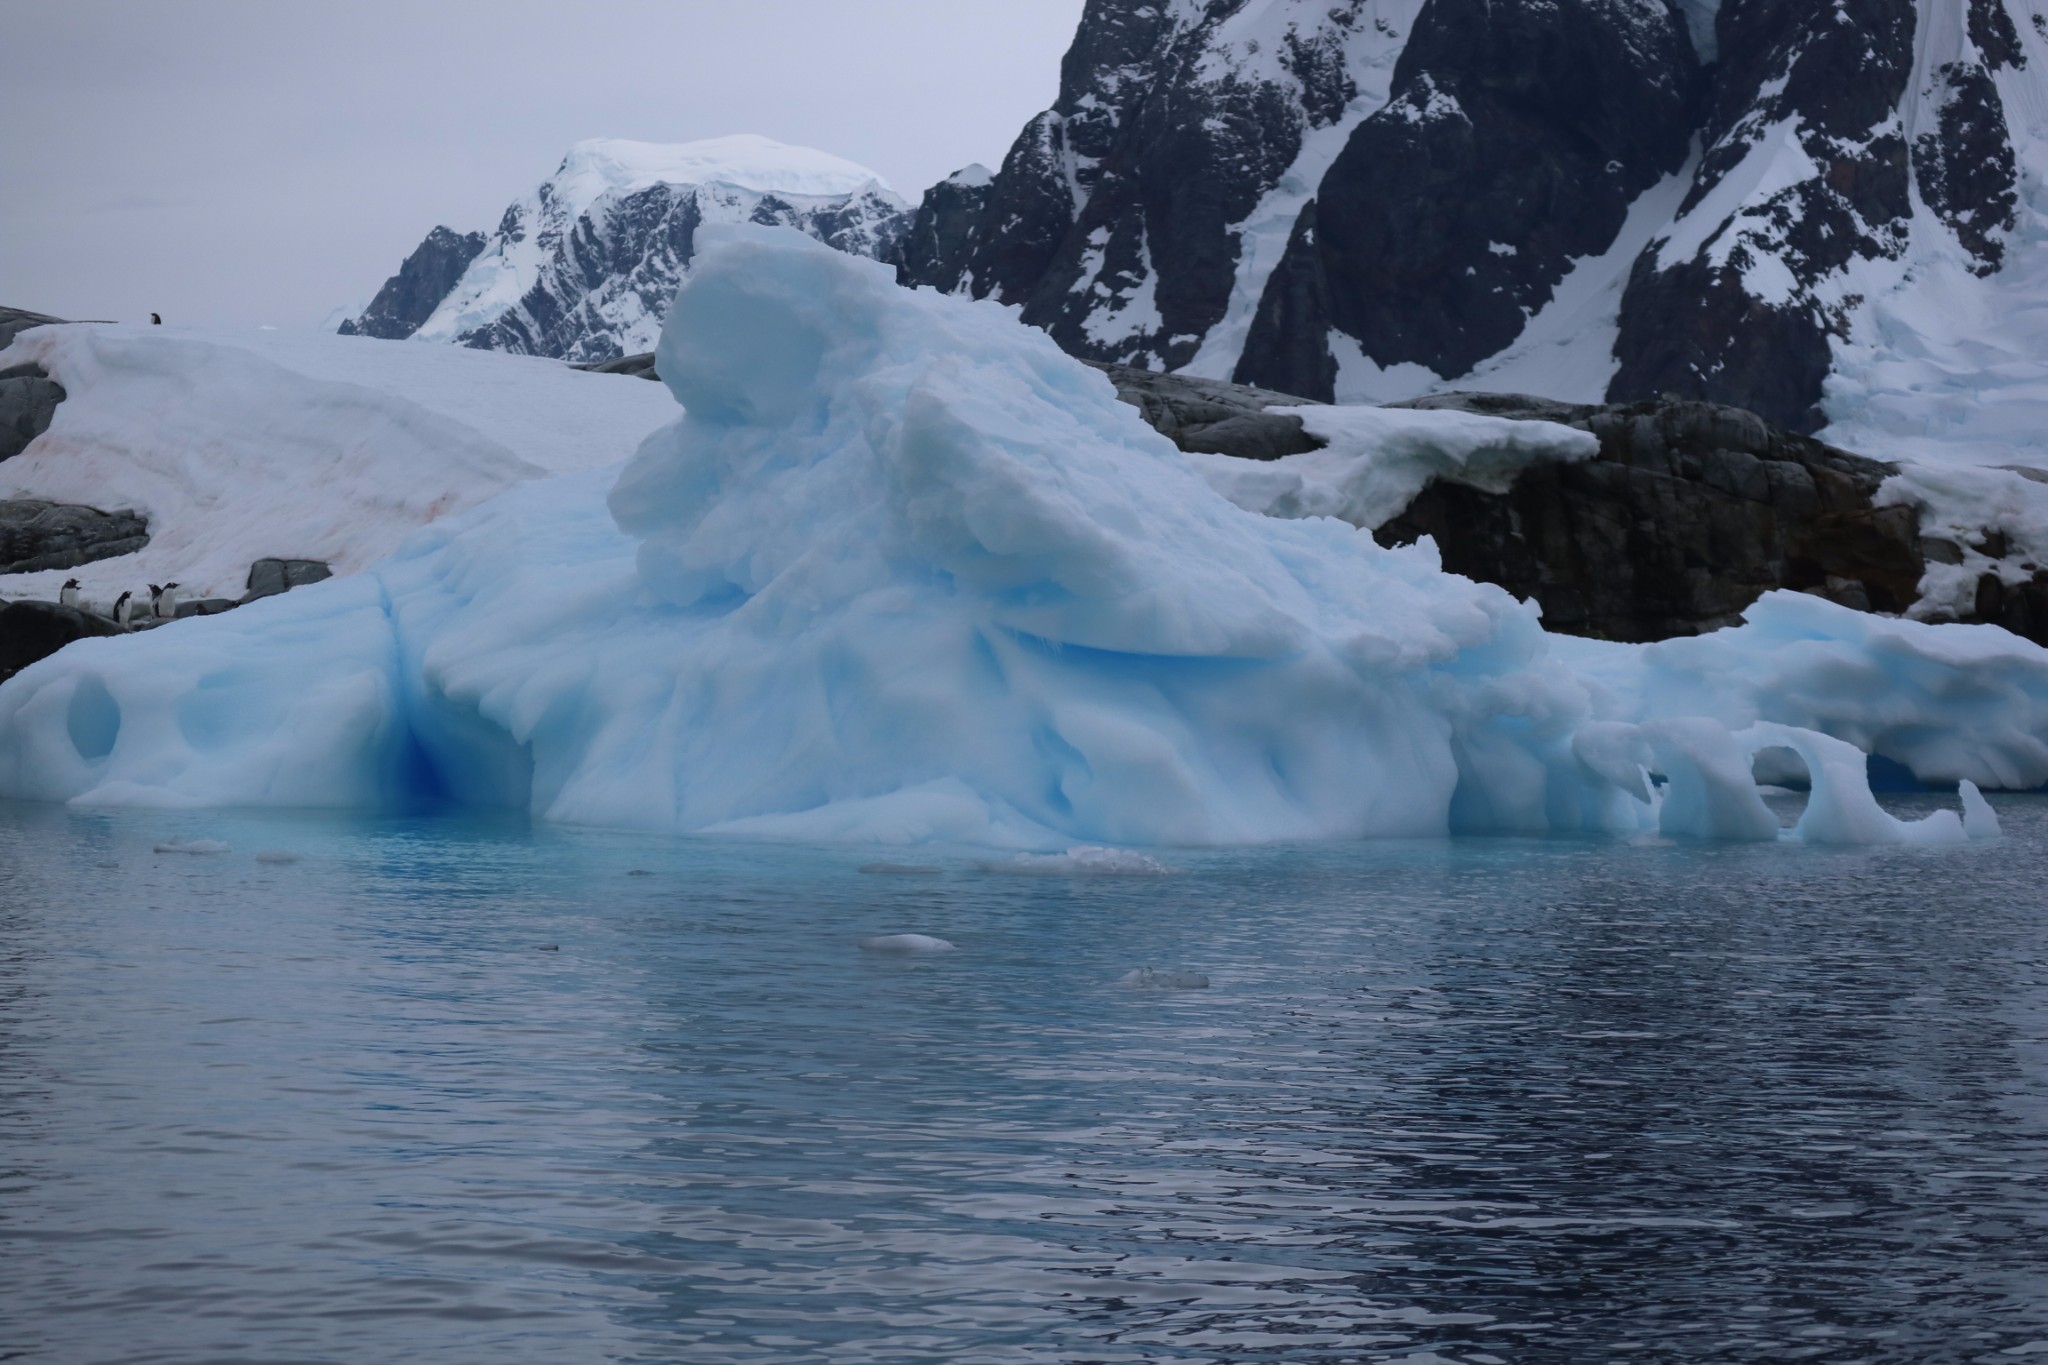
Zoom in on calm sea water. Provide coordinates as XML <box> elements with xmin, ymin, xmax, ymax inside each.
<box><xmin>1</xmin><ymin>794</ymin><xmax>2045</xmax><ymax>1363</ymax></box>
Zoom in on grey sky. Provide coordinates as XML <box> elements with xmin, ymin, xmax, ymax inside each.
<box><xmin>0</xmin><ymin>0</ymin><xmax>1084</xmax><ymax>328</ymax></box>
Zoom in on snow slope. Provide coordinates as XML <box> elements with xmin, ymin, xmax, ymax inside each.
<box><xmin>0</xmin><ymin>323</ymin><xmax>676</xmax><ymax>603</ymax></box>
<box><xmin>1819</xmin><ymin>7</ymin><xmax>2048</xmax><ymax>471</ymax></box>
<box><xmin>0</xmin><ymin>228</ymin><xmax>2012</xmax><ymax>849</ymax></box>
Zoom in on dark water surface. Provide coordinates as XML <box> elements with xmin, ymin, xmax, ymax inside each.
<box><xmin>2</xmin><ymin>796</ymin><xmax>2045</xmax><ymax>1362</ymax></box>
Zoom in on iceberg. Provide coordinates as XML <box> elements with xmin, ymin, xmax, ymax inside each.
<box><xmin>0</xmin><ymin>227</ymin><xmax>2015</xmax><ymax>848</ymax></box>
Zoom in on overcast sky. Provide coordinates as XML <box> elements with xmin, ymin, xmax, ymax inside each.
<box><xmin>0</xmin><ymin>0</ymin><xmax>1084</xmax><ymax>329</ymax></box>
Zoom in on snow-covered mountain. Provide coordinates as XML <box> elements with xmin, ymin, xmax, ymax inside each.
<box><xmin>340</xmin><ymin>135</ymin><xmax>910</xmax><ymax>363</ymax></box>
<box><xmin>893</xmin><ymin>0</ymin><xmax>2048</xmax><ymax>448</ymax></box>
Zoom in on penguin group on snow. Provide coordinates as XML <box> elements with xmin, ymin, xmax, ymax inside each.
<box><xmin>37</xmin><ymin>577</ymin><xmax>181</xmax><ymax>628</ymax></box>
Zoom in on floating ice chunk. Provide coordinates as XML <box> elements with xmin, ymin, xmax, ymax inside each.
<box><xmin>1645</xmin><ymin>718</ymin><xmax>1782</xmax><ymax>842</ymax></box>
<box><xmin>1117</xmin><ymin>968</ymin><xmax>1211</xmax><ymax>990</ymax></box>
<box><xmin>982</xmin><ymin>847</ymin><xmax>1182</xmax><ymax>877</ymax></box>
<box><xmin>154</xmin><ymin>839</ymin><xmax>229</xmax><ymax>854</ymax></box>
<box><xmin>252</xmin><ymin>849</ymin><xmax>301</xmax><ymax>864</ymax></box>
<box><xmin>858</xmin><ymin>933</ymin><xmax>956</xmax><ymax>954</ymax></box>
<box><xmin>1959</xmin><ymin>780</ymin><xmax>2000</xmax><ymax>841</ymax></box>
<box><xmin>1737</xmin><ymin>723</ymin><xmax>1967</xmax><ymax>846</ymax></box>
<box><xmin>1646</xmin><ymin>717</ymin><xmax>1979</xmax><ymax>845</ymax></box>
<box><xmin>1560</xmin><ymin>591</ymin><xmax>2048</xmax><ymax>793</ymax></box>
<box><xmin>858</xmin><ymin>863</ymin><xmax>944</xmax><ymax>875</ymax></box>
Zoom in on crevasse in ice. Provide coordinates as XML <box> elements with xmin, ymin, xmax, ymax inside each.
<box><xmin>0</xmin><ymin>228</ymin><xmax>2008</xmax><ymax>846</ymax></box>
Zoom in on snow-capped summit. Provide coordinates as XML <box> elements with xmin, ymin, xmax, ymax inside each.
<box><xmin>340</xmin><ymin>135</ymin><xmax>910</xmax><ymax>363</ymax></box>
<box><xmin>539</xmin><ymin>134</ymin><xmax>897</xmax><ymax>210</ymax></box>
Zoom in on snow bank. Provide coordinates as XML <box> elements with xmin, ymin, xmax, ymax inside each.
<box><xmin>0</xmin><ymin>229</ymin><xmax>2006</xmax><ymax>849</ymax></box>
<box><xmin>0</xmin><ymin>323</ymin><xmax>675</xmax><ymax>603</ymax></box>
<box><xmin>1189</xmin><ymin>405</ymin><xmax>1596</xmax><ymax>529</ymax></box>
<box><xmin>1874</xmin><ymin>461</ymin><xmax>2048</xmax><ymax>619</ymax></box>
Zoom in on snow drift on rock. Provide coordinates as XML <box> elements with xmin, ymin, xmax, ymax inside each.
<box><xmin>0</xmin><ymin>228</ymin><xmax>1996</xmax><ymax>848</ymax></box>
<box><xmin>1189</xmin><ymin>404</ymin><xmax>1596</xmax><ymax>529</ymax></box>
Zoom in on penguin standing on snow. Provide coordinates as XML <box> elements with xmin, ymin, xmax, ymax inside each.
<box><xmin>59</xmin><ymin>578</ymin><xmax>80</xmax><ymax>608</ymax></box>
<box><xmin>113</xmin><ymin>591</ymin><xmax>134</xmax><ymax>627</ymax></box>
<box><xmin>155</xmin><ymin>582</ymin><xmax>180</xmax><ymax>620</ymax></box>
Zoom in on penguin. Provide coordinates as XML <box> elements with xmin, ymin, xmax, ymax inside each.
<box><xmin>155</xmin><ymin>582</ymin><xmax>181</xmax><ymax>620</ymax></box>
<box><xmin>113</xmin><ymin>591</ymin><xmax>134</xmax><ymax>627</ymax></box>
<box><xmin>59</xmin><ymin>578</ymin><xmax>80</xmax><ymax>608</ymax></box>
<box><xmin>151</xmin><ymin>312</ymin><xmax>162</xmax><ymax>325</ymax></box>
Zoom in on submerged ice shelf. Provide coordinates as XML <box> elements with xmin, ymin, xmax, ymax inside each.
<box><xmin>0</xmin><ymin>228</ymin><xmax>2036</xmax><ymax>848</ymax></box>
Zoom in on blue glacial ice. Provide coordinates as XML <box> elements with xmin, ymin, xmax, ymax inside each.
<box><xmin>0</xmin><ymin>227</ymin><xmax>2027</xmax><ymax>847</ymax></box>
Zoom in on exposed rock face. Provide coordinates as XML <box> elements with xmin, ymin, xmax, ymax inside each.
<box><xmin>0</xmin><ymin>363</ymin><xmax>66</xmax><ymax>462</ymax></box>
<box><xmin>0</xmin><ymin>307</ymin><xmax>66</xmax><ymax>352</ymax></box>
<box><xmin>1240</xmin><ymin>0</ymin><xmax>1698</xmax><ymax>392</ymax></box>
<box><xmin>575</xmin><ymin>353</ymin><xmax>659</xmax><ymax>380</ymax></box>
<box><xmin>0</xmin><ymin>600</ymin><xmax>120</xmax><ymax>685</ymax></box>
<box><xmin>242</xmin><ymin>558</ymin><xmax>332</xmax><ymax>602</ymax></box>
<box><xmin>894</xmin><ymin>0</ymin><xmax>1421</xmax><ymax>373</ymax></box>
<box><xmin>897</xmin><ymin>0</ymin><xmax>2041</xmax><ymax>433</ymax></box>
<box><xmin>338</xmin><ymin>227</ymin><xmax>488</xmax><ymax>341</ymax></box>
<box><xmin>0</xmin><ymin>500</ymin><xmax>149</xmax><ymax>575</ymax></box>
<box><xmin>1912</xmin><ymin>60</ymin><xmax>2020</xmax><ymax>272</ymax></box>
<box><xmin>1377</xmin><ymin>393</ymin><xmax>1925</xmax><ymax>640</ymax></box>
<box><xmin>888</xmin><ymin>166</ymin><xmax>994</xmax><ymax>294</ymax></box>
<box><xmin>1081</xmin><ymin>360</ymin><xmax>1322</xmax><ymax>459</ymax></box>
<box><xmin>1609</xmin><ymin>0</ymin><xmax>1925</xmax><ymax>432</ymax></box>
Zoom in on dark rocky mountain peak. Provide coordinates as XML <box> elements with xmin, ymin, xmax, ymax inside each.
<box><xmin>338</xmin><ymin>227</ymin><xmax>488</xmax><ymax>342</ymax></box>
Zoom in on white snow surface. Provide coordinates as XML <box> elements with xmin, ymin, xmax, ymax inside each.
<box><xmin>0</xmin><ymin>323</ymin><xmax>677</xmax><ymax>604</ymax></box>
<box><xmin>0</xmin><ymin>228</ymin><xmax>2025</xmax><ymax>849</ymax></box>
<box><xmin>548</xmin><ymin>135</ymin><xmax>893</xmax><ymax>203</ymax></box>
<box><xmin>1189</xmin><ymin>405</ymin><xmax>1596</xmax><ymax>529</ymax></box>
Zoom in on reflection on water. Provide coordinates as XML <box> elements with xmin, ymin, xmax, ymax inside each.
<box><xmin>1</xmin><ymin>796</ymin><xmax>2044</xmax><ymax>1362</ymax></box>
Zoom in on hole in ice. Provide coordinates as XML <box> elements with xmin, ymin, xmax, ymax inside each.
<box><xmin>858</xmin><ymin>933</ymin><xmax>956</xmax><ymax>955</ymax></box>
<box><xmin>65</xmin><ymin>675</ymin><xmax>120</xmax><ymax>762</ymax></box>
<box><xmin>1117</xmin><ymin>969</ymin><xmax>1211</xmax><ymax>990</ymax></box>
<box><xmin>1751</xmin><ymin>746</ymin><xmax>1811</xmax><ymax>828</ymax></box>
<box><xmin>858</xmin><ymin>863</ymin><xmax>944</xmax><ymax>875</ymax></box>
<box><xmin>977</xmin><ymin>847</ymin><xmax>1182</xmax><ymax>877</ymax></box>
<box><xmin>155</xmin><ymin>839</ymin><xmax>230</xmax><ymax>855</ymax></box>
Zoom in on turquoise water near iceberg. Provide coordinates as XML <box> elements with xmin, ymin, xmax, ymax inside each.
<box><xmin>2</xmin><ymin>796</ymin><xmax>2046</xmax><ymax>1363</ymax></box>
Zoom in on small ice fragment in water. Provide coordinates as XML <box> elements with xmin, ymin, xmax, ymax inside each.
<box><xmin>253</xmin><ymin>850</ymin><xmax>300</xmax><ymax>864</ymax></box>
<box><xmin>155</xmin><ymin>839</ymin><xmax>230</xmax><ymax>855</ymax></box>
<box><xmin>858</xmin><ymin>863</ymin><xmax>943</xmax><ymax>875</ymax></box>
<box><xmin>859</xmin><ymin>933</ymin><xmax>956</xmax><ymax>954</ymax></box>
<box><xmin>981</xmin><ymin>847</ymin><xmax>1181</xmax><ymax>876</ymax></box>
<box><xmin>1959</xmin><ymin>779</ymin><xmax>2001</xmax><ymax>840</ymax></box>
<box><xmin>1118</xmin><ymin>968</ymin><xmax>1211</xmax><ymax>990</ymax></box>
